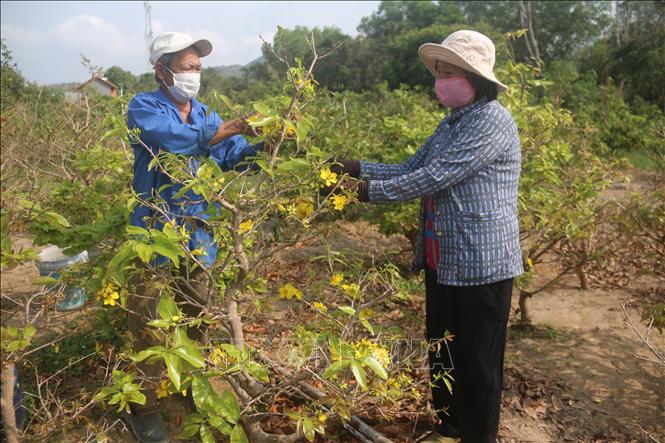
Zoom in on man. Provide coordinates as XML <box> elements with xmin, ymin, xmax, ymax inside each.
<box><xmin>124</xmin><ymin>32</ymin><xmax>259</xmax><ymax>443</ymax></box>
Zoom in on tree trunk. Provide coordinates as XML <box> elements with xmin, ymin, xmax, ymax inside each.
<box><xmin>518</xmin><ymin>0</ymin><xmax>541</xmax><ymax>62</ymax></box>
<box><xmin>1</xmin><ymin>362</ymin><xmax>20</xmax><ymax>443</ymax></box>
<box><xmin>518</xmin><ymin>290</ymin><xmax>532</xmax><ymax>324</ymax></box>
<box><xmin>577</xmin><ymin>241</ymin><xmax>590</xmax><ymax>290</ymax></box>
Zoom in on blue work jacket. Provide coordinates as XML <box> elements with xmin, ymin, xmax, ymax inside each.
<box><xmin>127</xmin><ymin>88</ymin><xmax>259</xmax><ymax>268</ymax></box>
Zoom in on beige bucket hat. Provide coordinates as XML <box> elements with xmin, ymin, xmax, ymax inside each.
<box><xmin>419</xmin><ymin>30</ymin><xmax>507</xmax><ymax>92</ymax></box>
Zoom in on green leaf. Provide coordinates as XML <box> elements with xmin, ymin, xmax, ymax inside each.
<box><xmin>322</xmin><ymin>359</ymin><xmax>350</xmax><ymax>379</ymax></box>
<box><xmin>178</xmin><ymin>424</ymin><xmax>200</xmax><ymax>440</ymax></box>
<box><xmin>33</xmin><ymin>276</ymin><xmax>59</xmax><ymax>286</ymax></box>
<box><xmin>302</xmin><ymin>418</ymin><xmax>316</xmax><ymax>442</ymax></box>
<box><xmin>245</xmin><ymin>361</ymin><xmax>270</xmax><ymax>383</ymax></box>
<box><xmin>218</xmin><ymin>343</ymin><xmax>242</xmax><ymax>361</ymax></box>
<box><xmin>174</xmin><ymin>344</ymin><xmax>206</xmax><ymax>369</ymax></box>
<box><xmin>363</xmin><ymin>356</ymin><xmax>388</xmax><ymax>380</ymax></box>
<box><xmin>230</xmin><ymin>425</ymin><xmax>249</xmax><ymax>443</ymax></box>
<box><xmin>208</xmin><ymin>415</ymin><xmax>233</xmax><ymax>435</ymax></box>
<box><xmin>252</xmin><ymin>102</ymin><xmax>272</xmax><ymax>116</ymax></box>
<box><xmin>254</xmin><ymin>159</ymin><xmax>273</xmax><ymax>176</ymax></box>
<box><xmin>200</xmin><ymin>425</ymin><xmax>215</xmax><ymax>443</ymax></box>
<box><xmin>133</xmin><ymin>243</ymin><xmax>153</xmax><ymax>264</ymax></box>
<box><xmin>220</xmin><ymin>390</ymin><xmax>241</xmax><ymax>424</ymax></box>
<box><xmin>350</xmin><ymin>361</ymin><xmax>367</xmax><ymax>389</ymax></box>
<box><xmin>276</xmin><ymin>158</ymin><xmax>310</xmax><ymax>174</ymax></box>
<box><xmin>157</xmin><ymin>296</ymin><xmax>179</xmax><ymax>321</ymax></box>
<box><xmin>23</xmin><ymin>325</ymin><xmax>36</xmax><ymax>339</ymax></box>
<box><xmin>338</xmin><ymin>305</ymin><xmax>356</xmax><ymax>316</ymax></box>
<box><xmin>43</xmin><ymin>211</ymin><xmax>70</xmax><ymax>227</ymax></box>
<box><xmin>151</xmin><ymin>237</ymin><xmax>181</xmax><ymax>267</ymax></box>
<box><xmin>191</xmin><ymin>375</ymin><xmax>215</xmax><ymax>415</ymax></box>
<box><xmin>130</xmin><ymin>346</ymin><xmax>164</xmax><ymax>363</ymax></box>
<box><xmin>163</xmin><ymin>352</ymin><xmax>182</xmax><ymax>390</ymax></box>
<box><xmin>360</xmin><ymin>319</ymin><xmax>374</xmax><ymax>335</ymax></box>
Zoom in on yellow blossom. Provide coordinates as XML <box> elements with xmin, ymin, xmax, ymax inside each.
<box><xmin>210</xmin><ymin>347</ymin><xmax>228</xmax><ymax>366</ymax></box>
<box><xmin>279</xmin><ymin>283</ymin><xmax>303</xmax><ymax>300</ymax></box>
<box><xmin>341</xmin><ymin>283</ymin><xmax>361</xmax><ymax>299</ymax></box>
<box><xmin>318</xmin><ymin>413</ymin><xmax>327</xmax><ymax>423</ymax></box>
<box><xmin>330</xmin><ymin>273</ymin><xmax>344</xmax><ymax>286</ymax></box>
<box><xmin>331</xmin><ymin>194</ymin><xmax>348</xmax><ymax>211</ymax></box>
<box><xmin>319</xmin><ymin>168</ymin><xmax>338</xmax><ymax>187</ymax></box>
<box><xmin>156</xmin><ymin>380</ymin><xmax>169</xmax><ymax>399</ymax></box>
<box><xmin>238</xmin><ymin>219</ymin><xmax>254</xmax><ymax>234</ymax></box>
<box><xmin>98</xmin><ymin>283</ymin><xmax>121</xmax><ymax>307</ymax></box>
<box><xmin>312</xmin><ymin>301</ymin><xmax>328</xmax><ymax>313</ymax></box>
<box><xmin>295</xmin><ymin>200</ymin><xmax>314</xmax><ymax>219</ymax></box>
<box><xmin>181</xmin><ymin>389</ymin><xmax>187</xmax><ymax>397</ymax></box>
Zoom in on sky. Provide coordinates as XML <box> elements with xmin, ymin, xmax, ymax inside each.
<box><xmin>1</xmin><ymin>1</ymin><xmax>380</xmax><ymax>85</ymax></box>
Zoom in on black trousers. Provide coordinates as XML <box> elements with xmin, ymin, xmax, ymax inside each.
<box><xmin>425</xmin><ymin>268</ymin><xmax>513</xmax><ymax>443</ymax></box>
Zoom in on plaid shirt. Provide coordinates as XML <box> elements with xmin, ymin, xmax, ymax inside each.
<box><xmin>360</xmin><ymin>97</ymin><xmax>524</xmax><ymax>286</ymax></box>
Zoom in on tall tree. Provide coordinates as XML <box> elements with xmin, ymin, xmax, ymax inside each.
<box><xmin>454</xmin><ymin>1</ymin><xmax>611</xmax><ymax>62</ymax></box>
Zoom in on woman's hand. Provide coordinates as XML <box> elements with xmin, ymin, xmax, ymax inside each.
<box><xmin>326</xmin><ymin>159</ymin><xmax>361</xmax><ymax>178</ymax></box>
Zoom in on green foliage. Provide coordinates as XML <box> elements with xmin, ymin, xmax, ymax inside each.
<box><xmin>94</xmin><ymin>370</ymin><xmax>146</xmax><ymax>413</ymax></box>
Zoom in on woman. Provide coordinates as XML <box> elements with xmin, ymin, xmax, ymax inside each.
<box><xmin>329</xmin><ymin>30</ymin><xmax>523</xmax><ymax>443</ymax></box>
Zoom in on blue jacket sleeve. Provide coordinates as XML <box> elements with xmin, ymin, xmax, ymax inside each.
<box><xmin>127</xmin><ymin>94</ymin><xmax>221</xmax><ymax>156</ymax></box>
<box><xmin>367</xmin><ymin>105</ymin><xmax>514</xmax><ymax>203</ymax></box>
<box><xmin>209</xmin><ymin>135</ymin><xmax>263</xmax><ymax>171</ymax></box>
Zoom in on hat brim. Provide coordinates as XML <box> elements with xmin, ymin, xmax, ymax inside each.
<box><xmin>152</xmin><ymin>38</ymin><xmax>213</xmax><ymax>65</ymax></box>
<box><xmin>419</xmin><ymin>43</ymin><xmax>508</xmax><ymax>92</ymax></box>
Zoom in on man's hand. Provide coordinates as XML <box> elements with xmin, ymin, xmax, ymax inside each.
<box><xmin>210</xmin><ymin>118</ymin><xmax>247</xmax><ymax>145</ymax></box>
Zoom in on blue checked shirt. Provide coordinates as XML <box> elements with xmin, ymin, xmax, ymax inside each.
<box><xmin>360</xmin><ymin>97</ymin><xmax>524</xmax><ymax>286</ymax></box>
<box><xmin>127</xmin><ymin>89</ymin><xmax>260</xmax><ymax>268</ymax></box>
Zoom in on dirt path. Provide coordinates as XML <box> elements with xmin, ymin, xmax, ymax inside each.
<box><xmin>499</xmin><ymin>272</ymin><xmax>664</xmax><ymax>442</ymax></box>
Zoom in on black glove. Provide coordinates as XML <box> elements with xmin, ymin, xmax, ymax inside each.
<box><xmin>319</xmin><ymin>178</ymin><xmax>369</xmax><ymax>202</ymax></box>
<box><xmin>327</xmin><ymin>159</ymin><xmax>361</xmax><ymax>178</ymax></box>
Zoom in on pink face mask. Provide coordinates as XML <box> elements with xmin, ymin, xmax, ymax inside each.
<box><xmin>435</xmin><ymin>77</ymin><xmax>476</xmax><ymax>109</ymax></box>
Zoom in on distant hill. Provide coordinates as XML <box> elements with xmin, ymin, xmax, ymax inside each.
<box><xmin>210</xmin><ymin>56</ymin><xmax>266</xmax><ymax>78</ymax></box>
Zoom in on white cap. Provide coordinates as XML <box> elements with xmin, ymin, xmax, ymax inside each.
<box><xmin>149</xmin><ymin>32</ymin><xmax>212</xmax><ymax>65</ymax></box>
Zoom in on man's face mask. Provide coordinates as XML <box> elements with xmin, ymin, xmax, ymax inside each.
<box><xmin>162</xmin><ymin>65</ymin><xmax>200</xmax><ymax>103</ymax></box>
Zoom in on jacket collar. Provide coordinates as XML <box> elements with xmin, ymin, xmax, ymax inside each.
<box><xmin>152</xmin><ymin>88</ymin><xmax>204</xmax><ymax>122</ymax></box>
<box><xmin>444</xmin><ymin>95</ymin><xmax>490</xmax><ymax>126</ymax></box>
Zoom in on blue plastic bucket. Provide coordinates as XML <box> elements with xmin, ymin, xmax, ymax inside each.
<box><xmin>36</xmin><ymin>246</ymin><xmax>88</xmax><ymax>311</ymax></box>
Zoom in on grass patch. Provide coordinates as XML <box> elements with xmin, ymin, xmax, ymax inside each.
<box><xmin>618</xmin><ymin>149</ymin><xmax>659</xmax><ymax>170</ymax></box>
<box><xmin>508</xmin><ymin>323</ymin><xmax>566</xmax><ymax>340</ymax></box>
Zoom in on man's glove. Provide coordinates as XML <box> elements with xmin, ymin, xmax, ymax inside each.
<box><xmin>327</xmin><ymin>159</ymin><xmax>361</xmax><ymax>178</ymax></box>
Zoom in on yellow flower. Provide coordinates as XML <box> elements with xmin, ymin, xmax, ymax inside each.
<box><xmin>210</xmin><ymin>347</ymin><xmax>227</xmax><ymax>366</ymax></box>
<box><xmin>331</xmin><ymin>194</ymin><xmax>348</xmax><ymax>211</ymax></box>
<box><xmin>97</xmin><ymin>283</ymin><xmax>121</xmax><ymax>307</ymax></box>
<box><xmin>341</xmin><ymin>283</ymin><xmax>361</xmax><ymax>299</ymax></box>
<box><xmin>191</xmin><ymin>247</ymin><xmax>206</xmax><ymax>256</ymax></box>
<box><xmin>318</xmin><ymin>413</ymin><xmax>327</xmax><ymax>423</ymax></box>
<box><xmin>312</xmin><ymin>301</ymin><xmax>328</xmax><ymax>313</ymax></box>
<box><xmin>319</xmin><ymin>168</ymin><xmax>338</xmax><ymax>187</ymax></box>
<box><xmin>156</xmin><ymin>380</ymin><xmax>169</xmax><ymax>399</ymax></box>
<box><xmin>279</xmin><ymin>283</ymin><xmax>303</xmax><ymax>300</ymax></box>
<box><xmin>181</xmin><ymin>389</ymin><xmax>187</xmax><ymax>397</ymax></box>
<box><xmin>238</xmin><ymin>219</ymin><xmax>254</xmax><ymax>234</ymax></box>
<box><xmin>295</xmin><ymin>200</ymin><xmax>314</xmax><ymax>219</ymax></box>
<box><xmin>330</xmin><ymin>273</ymin><xmax>344</xmax><ymax>286</ymax></box>
<box><xmin>526</xmin><ymin>257</ymin><xmax>533</xmax><ymax>268</ymax></box>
